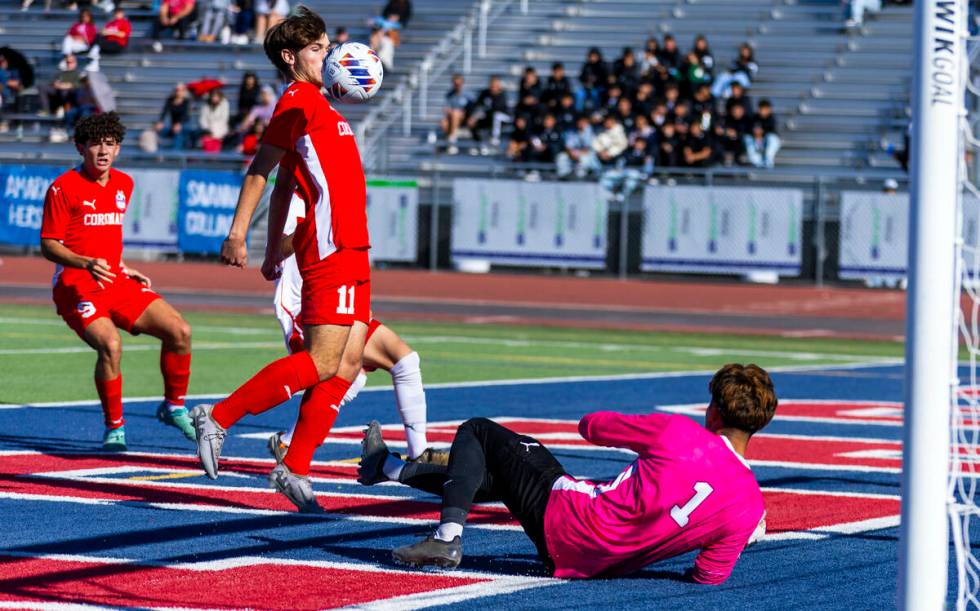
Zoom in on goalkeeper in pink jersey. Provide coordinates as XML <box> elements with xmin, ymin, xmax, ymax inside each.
<box><xmin>357</xmin><ymin>363</ymin><xmax>777</xmax><ymax>583</ymax></box>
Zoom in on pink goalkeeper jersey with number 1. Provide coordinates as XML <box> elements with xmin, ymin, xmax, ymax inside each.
<box><xmin>543</xmin><ymin>412</ymin><xmax>765</xmax><ymax>583</ymax></box>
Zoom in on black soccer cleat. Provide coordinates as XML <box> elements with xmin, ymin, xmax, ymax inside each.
<box><xmin>358</xmin><ymin>420</ymin><xmax>391</xmax><ymax>485</ymax></box>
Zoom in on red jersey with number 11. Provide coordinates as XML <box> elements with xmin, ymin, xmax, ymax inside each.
<box><xmin>40</xmin><ymin>167</ymin><xmax>134</xmax><ymax>291</ymax></box>
<box><xmin>263</xmin><ymin>80</ymin><xmax>369</xmax><ymax>273</ymax></box>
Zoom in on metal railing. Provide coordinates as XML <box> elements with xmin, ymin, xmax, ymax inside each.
<box><xmin>358</xmin><ymin>0</ymin><xmax>530</xmax><ymax>172</ymax></box>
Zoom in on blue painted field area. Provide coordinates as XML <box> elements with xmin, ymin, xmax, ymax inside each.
<box><xmin>0</xmin><ymin>364</ymin><xmax>929</xmax><ymax>610</ymax></box>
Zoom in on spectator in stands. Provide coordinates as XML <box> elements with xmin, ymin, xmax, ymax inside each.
<box><xmin>657</xmin><ymin>121</ymin><xmax>681</xmax><ymax>167</ymax></box>
<box><xmin>151</xmin><ymin>0</ymin><xmax>198</xmax><ymax>53</ymax></box>
<box><xmin>466</xmin><ymin>75</ymin><xmax>510</xmax><ymax>150</ymax></box>
<box><xmin>691</xmin><ymin>35</ymin><xmax>715</xmax><ymax>76</ymax></box>
<box><xmin>554</xmin><ymin>93</ymin><xmax>578</xmax><ymax>133</ymax></box>
<box><xmin>198</xmin><ymin>0</ymin><xmax>234</xmax><ymax>43</ymax></box>
<box><xmin>61</xmin><ymin>8</ymin><xmax>97</xmax><ymax>58</ymax></box>
<box><xmin>514</xmin><ymin>89</ymin><xmax>544</xmax><ymax>130</ymax></box>
<box><xmin>650</xmin><ymin>100</ymin><xmax>668</xmax><ymax>130</ymax></box>
<box><xmin>657</xmin><ymin>34</ymin><xmax>682</xmax><ymax>78</ymax></box>
<box><xmin>229</xmin><ymin>0</ymin><xmax>253</xmax><ymax>45</ymax></box>
<box><xmin>370</xmin><ymin>24</ymin><xmax>396</xmax><ymax>69</ymax></box>
<box><xmin>254</xmin><ymin>0</ymin><xmax>288</xmax><ymax>43</ymax></box>
<box><xmin>724</xmin><ymin>81</ymin><xmax>752</xmax><ymax>115</ymax></box>
<box><xmin>712</xmin><ymin>43</ymin><xmax>758</xmax><ymax>98</ymax></box>
<box><xmin>375</xmin><ymin>0</ymin><xmax>411</xmax><ymax>45</ymax></box>
<box><xmin>237</xmin><ymin>117</ymin><xmax>265</xmax><ymax>167</ymax></box>
<box><xmin>592</xmin><ymin>114</ymin><xmax>628</xmax><ymax>169</ymax></box>
<box><xmin>631</xmin><ymin>113</ymin><xmax>656</xmax><ymax>148</ymax></box>
<box><xmin>844</xmin><ymin>0</ymin><xmax>881</xmax><ymax>28</ymax></box>
<box><xmin>506</xmin><ymin>114</ymin><xmax>531</xmax><ymax>162</ymax></box>
<box><xmin>601</xmin><ymin>136</ymin><xmax>653</xmax><ymax>201</ymax></box>
<box><xmin>683</xmin><ymin>121</ymin><xmax>714</xmax><ymax>167</ymax></box>
<box><xmin>715</xmin><ymin>102</ymin><xmax>749</xmax><ymax>166</ymax></box>
<box><xmin>640</xmin><ymin>37</ymin><xmax>660</xmax><ymax>77</ymax></box>
<box><xmin>580</xmin><ymin>47</ymin><xmax>610</xmax><ymax>90</ymax></box>
<box><xmin>518</xmin><ymin>67</ymin><xmax>543</xmax><ymax>105</ymax></box>
<box><xmin>94</xmin><ymin>7</ymin><xmax>132</xmax><ymax>54</ymax></box>
<box><xmin>441</xmin><ymin>73</ymin><xmax>470</xmax><ymax>155</ymax></box>
<box><xmin>744</xmin><ymin>99</ymin><xmax>780</xmax><ymax>168</ymax></box>
<box><xmin>61</xmin><ymin>71</ymin><xmax>110</xmax><ymax>135</ymax></box>
<box><xmin>881</xmin><ymin>123</ymin><xmax>909</xmax><ymax>173</ymax></box>
<box><xmin>46</xmin><ymin>54</ymin><xmax>82</xmax><ymax>121</ymax></box>
<box><xmin>633</xmin><ymin>81</ymin><xmax>654</xmax><ymax>117</ymax></box>
<box><xmin>333</xmin><ymin>26</ymin><xmax>350</xmax><ymax>45</ymax></box>
<box><xmin>154</xmin><ymin>82</ymin><xmax>191</xmax><ymax>149</ymax></box>
<box><xmin>690</xmin><ymin>83</ymin><xmax>716</xmax><ymax>130</ymax></box>
<box><xmin>197</xmin><ymin>88</ymin><xmax>230</xmax><ymax>151</ymax></box>
<box><xmin>681</xmin><ymin>52</ymin><xmax>711</xmax><ymax>98</ymax></box>
<box><xmin>671</xmin><ymin>101</ymin><xmax>691</xmax><ymax>136</ymax></box>
<box><xmin>528</xmin><ymin>112</ymin><xmax>564</xmax><ymax>167</ymax></box>
<box><xmin>614</xmin><ymin>96</ymin><xmax>635</xmax><ymax>133</ymax></box>
<box><xmin>0</xmin><ymin>53</ymin><xmax>23</xmax><ymax>113</ymax></box>
<box><xmin>541</xmin><ymin>62</ymin><xmax>572</xmax><ymax>110</ymax></box>
<box><xmin>233</xmin><ymin>71</ymin><xmax>260</xmax><ymax>126</ymax></box>
<box><xmin>557</xmin><ymin>113</ymin><xmax>598</xmax><ymax>179</ymax></box>
<box><xmin>238</xmin><ymin>84</ymin><xmax>276</xmax><ymax>133</ymax></box>
<box><xmin>574</xmin><ymin>72</ymin><xmax>602</xmax><ymax>115</ymax></box>
<box><xmin>613</xmin><ymin>47</ymin><xmax>640</xmax><ymax>98</ymax></box>
<box><xmin>662</xmin><ymin>81</ymin><xmax>680</xmax><ymax>113</ymax></box>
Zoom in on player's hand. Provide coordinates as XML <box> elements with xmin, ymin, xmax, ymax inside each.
<box><xmin>221</xmin><ymin>237</ymin><xmax>248</xmax><ymax>268</ymax></box>
<box><xmin>125</xmin><ymin>267</ymin><xmax>153</xmax><ymax>288</ymax></box>
<box><xmin>261</xmin><ymin>254</ymin><xmax>282</xmax><ymax>281</ymax></box>
<box><xmin>86</xmin><ymin>258</ymin><xmax>116</xmax><ymax>286</ymax></box>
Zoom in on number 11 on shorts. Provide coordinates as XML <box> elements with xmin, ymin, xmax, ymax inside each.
<box><xmin>336</xmin><ymin>285</ymin><xmax>355</xmax><ymax>315</ymax></box>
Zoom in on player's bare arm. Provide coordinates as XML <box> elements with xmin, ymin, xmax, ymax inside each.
<box><xmin>221</xmin><ymin>143</ymin><xmax>287</xmax><ymax>268</ymax></box>
<box><xmin>261</xmin><ymin>171</ymin><xmax>295</xmax><ymax>281</ymax></box>
<box><xmin>40</xmin><ymin>238</ymin><xmax>116</xmax><ymax>286</ymax></box>
<box><xmin>121</xmin><ymin>262</ymin><xmax>152</xmax><ymax>288</ymax></box>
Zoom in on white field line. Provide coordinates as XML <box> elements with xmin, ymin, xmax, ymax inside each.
<box><xmin>0</xmin><ymin>315</ymin><xmax>898</xmax><ymax>362</ymax></box>
<box><xmin>0</xmin><ymin>551</ymin><xmax>558</xmax><ymax>611</ymax></box>
<box><xmin>0</xmin><ymin>360</ymin><xmax>906</xmax><ymax>410</ymax></box>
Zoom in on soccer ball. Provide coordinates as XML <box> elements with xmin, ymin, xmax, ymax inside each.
<box><xmin>323</xmin><ymin>42</ymin><xmax>384</xmax><ymax>104</ymax></box>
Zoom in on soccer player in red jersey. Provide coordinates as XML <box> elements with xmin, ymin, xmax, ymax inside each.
<box><xmin>190</xmin><ymin>7</ymin><xmax>371</xmax><ymax>510</ymax></box>
<box><xmin>39</xmin><ymin>112</ymin><xmax>194</xmax><ymax>451</ymax></box>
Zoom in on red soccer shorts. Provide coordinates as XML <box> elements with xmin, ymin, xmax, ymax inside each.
<box><xmin>300</xmin><ymin>248</ymin><xmax>371</xmax><ymax>327</ymax></box>
<box><xmin>53</xmin><ymin>275</ymin><xmax>160</xmax><ymax>339</ymax></box>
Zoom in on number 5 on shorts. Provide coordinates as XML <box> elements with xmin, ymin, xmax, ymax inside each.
<box><xmin>670</xmin><ymin>482</ymin><xmax>713</xmax><ymax>527</ymax></box>
<box><xmin>336</xmin><ymin>285</ymin><xmax>355</xmax><ymax>315</ymax></box>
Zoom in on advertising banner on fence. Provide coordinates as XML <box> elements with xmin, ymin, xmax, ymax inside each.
<box><xmin>125</xmin><ymin>169</ymin><xmax>179</xmax><ymax>251</ymax></box>
<box><xmin>838</xmin><ymin>191</ymin><xmax>908</xmax><ymax>280</ymax></box>
<box><xmin>641</xmin><ymin>186</ymin><xmax>803</xmax><ymax>275</ymax></box>
<box><xmin>839</xmin><ymin>191</ymin><xmax>980</xmax><ymax>281</ymax></box>
<box><xmin>0</xmin><ymin>165</ymin><xmax>61</xmax><ymax>247</ymax></box>
<box><xmin>177</xmin><ymin>169</ymin><xmax>243</xmax><ymax>255</ymax></box>
<box><xmin>451</xmin><ymin>178</ymin><xmax>608</xmax><ymax>268</ymax></box>
<box><xmin>367</xmin><ymin>178</ymin><xmax>418</xmax><ymax>262</ymax></box>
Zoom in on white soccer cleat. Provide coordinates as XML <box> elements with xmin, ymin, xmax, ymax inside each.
<box><xmin>190</xmin><ymin>403</ymin><xmax>225</xmax><ymax>479</ymax></box>
<box><xmin>270</xmin><ymin>463</ymin><xmax>322</xmax><ymax>513</ymax></box>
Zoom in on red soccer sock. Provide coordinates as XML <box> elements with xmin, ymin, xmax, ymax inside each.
<box><xmin>160</xmin><ymin>350</ymin><xmax>191</xmax><ymax>406</ymax></box>
<box><xmin>283</xmin><ymin>376</ymin><xmax>351</xmax><ymax>476</ymax></box>
<box><xmin>95</xmin><ymin>375</ymin><xmax>124</xmax><ymax>429</ymax></box>
<box><xmin>211</xmin><ymin>352</ymin><xmax>320</xmax><ymax>429</ymax></box>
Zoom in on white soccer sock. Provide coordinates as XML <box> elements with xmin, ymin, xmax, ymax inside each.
<box><xmin>382</xmin><ymin>453</ymin><xmax>405</xmax><ymax>480</ymax></box>
<box><xmin>281</xmin><ymin>372</ymin><xmax>367</xmax><ymax>446</ymax></box>
<box><xmin>434</xmin><ymin>522</ymin><xmax>463</xmax><ymax>542</ymax></box>
<box><xmin>390</xmin><ymin>352</ymin><xmax>427</xmax><ymax>459</ymax></box>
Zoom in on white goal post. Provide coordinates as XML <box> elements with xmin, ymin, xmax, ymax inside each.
<box><xmin>899</xmin><ymin>1</ymin><xmax>967</xmax><ymax>610</ymax></box>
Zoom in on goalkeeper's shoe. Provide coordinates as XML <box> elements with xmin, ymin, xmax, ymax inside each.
<box><xmin>269</xmin><ymin>463</ymin><xmax>322</xmax><ymax>513</ymax></box>
<box><xmin>393</xmin><ymin>535</ymin><xmax>462</xmax><ymax>569</ymax></box>
<box><xmin>268</xmin><ymin>431</ymin><xmax>288</xmax><ymax>464</ymax></box>
<box><xmin>156</xmin><ymin>402</ymin><xmax>196</xmax><ymax>441</ymax></box>
<box><xmin>190</xmin><ymin>403</ymin><xmax>225</xmax><ymax>479</ymax></box>
<box><xmin>102</xmin><ymin>426</ymin><xmax>127</xmax><ymax>452</ymax></box>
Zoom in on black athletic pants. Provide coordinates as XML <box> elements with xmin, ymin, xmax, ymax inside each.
<box><xmin>399</xmin><ymin>417</ymin><xmax>567</xmax><ymax>566</ymax></box>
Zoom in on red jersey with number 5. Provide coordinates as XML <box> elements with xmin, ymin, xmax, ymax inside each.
<box><xmin>263</xmin><ymin>80</ymin><xmax>369</xmax><ymax>273</ymax></box>
<box><xmin>40</xmin><ymin>166</ymin><xmax>134</xmax><ymax>291</ymax></box>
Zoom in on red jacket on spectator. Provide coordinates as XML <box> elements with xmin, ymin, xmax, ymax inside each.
<box><xmin>68</xmin><ymin>21</ymin><xmax>97</xmax><ymax>46</ymax></box>
<box><xmin>102</xmin><ymin>17</ymin><xmax>132</xmax><ymax>47</ymax></box>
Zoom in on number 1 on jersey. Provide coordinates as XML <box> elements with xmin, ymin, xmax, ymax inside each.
<box><xmin>336</xmin><ymin>285</ymin><xmax>355</xmax><ymax>315</ymax></box>
<box><xmin>670</xmin><ymin>482</ymin><xmax>713</xmax><ymax>527</ymax></box>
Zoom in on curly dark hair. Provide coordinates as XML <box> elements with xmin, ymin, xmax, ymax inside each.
<box><xmin>73</xmin><ymin>112</ymin><xmax>126</xmax><ymax>146</ymax></box>
<box><xmin>709</xmin><ymin>363</ymin><xmax>778</xmax><ymax>435</ymax></box>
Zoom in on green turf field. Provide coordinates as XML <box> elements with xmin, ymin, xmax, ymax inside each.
<box><xmin>0</xmin><ymin>302</ymin><xmax>905</xmax><ymax>405</ymax></box>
